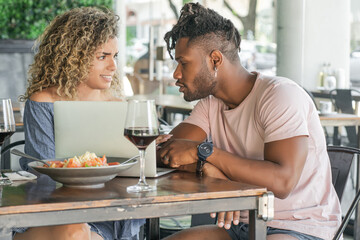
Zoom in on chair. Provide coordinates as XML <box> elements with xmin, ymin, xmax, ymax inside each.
<box><xmin>329</xmin><ymin>89</ymin><xmax>360</xmax><ymax>147</ymax></box>
<box><xmin>0</xmin><ymin>140</ymin><xmax>25</xmax><ymax>170</ymax></box>
<box><xmin>327</xmin><ymin>145</ymin><xmax>360</xmax><ymax>240</ymax></box>
<box><xmin>303</xmin><ymin>87</ymin><xmax>331</xmax><ymax>143</ymax></box>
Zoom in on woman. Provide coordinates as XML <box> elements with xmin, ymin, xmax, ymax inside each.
<box><xmin>16</xmin><ymin>7</ymin><xmax>144</xmax><ymax>240</ymax></box>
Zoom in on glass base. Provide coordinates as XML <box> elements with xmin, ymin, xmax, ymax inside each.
<box><xmin>0</xmin><ymin>178</ymin><xmax>12</xmax><ymax>186</ymax></box>
<box><xmin>127</xmin><ymin>183</ymin><xmax>156</xmax><ymax>193</ymax></box>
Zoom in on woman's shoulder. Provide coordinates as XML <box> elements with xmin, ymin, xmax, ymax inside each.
<box><xmin>30</xmin><ymin>87</ymin><xmax>61</xmax><ymax>103</ymax></box>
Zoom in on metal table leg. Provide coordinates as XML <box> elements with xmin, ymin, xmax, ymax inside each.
<box><xmin>0</xmin><ymin>228</ymin><xmax>12</xmax><ymax>240</ymax></box>
<box><xmin>147</xmin><ymin>218</ymin><xmax>160</xmax><ymax>240</ymax></box>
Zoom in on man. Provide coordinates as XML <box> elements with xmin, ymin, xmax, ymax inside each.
<box><xmin>158</xmin><ymin>2</ymin><xmax>341</xmax><ymax>240</ymax></box>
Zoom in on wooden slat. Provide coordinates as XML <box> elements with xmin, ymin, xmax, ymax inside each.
<box><xmin>0</xmin><ymin>172</ymin><xmax>266</xmax><ymax>215</ymax></box>
<box><xmin>319</xmin><ymin>113</ymin><xmax>360</xmax><ymax>127</ymax></box>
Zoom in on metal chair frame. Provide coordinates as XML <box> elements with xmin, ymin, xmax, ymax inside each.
<box><xmin>328</xmin><ymin>145</ymin><xmax>360</xmax><ymax>240</ymax></box>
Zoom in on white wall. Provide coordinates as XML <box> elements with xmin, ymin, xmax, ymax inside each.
<box><xmin>276</xmin><ymin>0</ymin><xmax>351</xmax><ymax>90</ymax></box>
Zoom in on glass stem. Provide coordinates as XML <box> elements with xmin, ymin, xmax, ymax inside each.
<box><xmin>138</xmin><ymin>149</ymin><xmax>147</xmax><ymax>185</ymax></box>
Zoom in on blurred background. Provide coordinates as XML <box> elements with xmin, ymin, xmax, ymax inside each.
<box><xmin>1</xmin><ymin>0</ymin><xmax>359</xmax><ymax>99</ymax></box>
<box><xmin>1</xmin><ymin>1</ymin><xmax>360</xmax><ymax>238</ymax></box>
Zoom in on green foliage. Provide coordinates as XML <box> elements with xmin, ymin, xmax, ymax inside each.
<box><xmin>0</xmin><ymin>0</ymin><xmax>114</xmax><ymax>40</ymax></box>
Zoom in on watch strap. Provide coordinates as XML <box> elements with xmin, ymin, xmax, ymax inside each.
<box><xmin>196</xmin><ymin>159</ymin><xmax>207</xmax><ymax>177</ymax></box>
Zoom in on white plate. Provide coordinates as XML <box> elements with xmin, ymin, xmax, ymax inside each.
<box><xmin>28</xmin><ymin>156</ymin><xmax>138</xmax><ymax>188</ymax></box>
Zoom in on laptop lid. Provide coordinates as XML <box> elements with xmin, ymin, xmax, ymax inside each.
<box><xmin>54</xmin><ymin>101</ymin><xmax>172</xmax><ymax>177</ymax></box>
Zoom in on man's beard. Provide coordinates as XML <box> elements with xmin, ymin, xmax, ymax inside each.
<box><xmin>183</xmin><ymin>64</ymin><xmax>216</xmax><ymax>102</ymax></box>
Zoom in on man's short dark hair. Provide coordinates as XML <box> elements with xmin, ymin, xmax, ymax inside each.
<box><xmin>164</xmin><ymin>2</ymin><xmax>241</xmax><ymax>62</ymax></box>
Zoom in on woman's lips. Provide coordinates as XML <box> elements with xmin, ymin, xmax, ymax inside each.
<box><xmin>101</xmin><ymin>75</ymin><xmax>112</xmax><ymax>82</ymax></box>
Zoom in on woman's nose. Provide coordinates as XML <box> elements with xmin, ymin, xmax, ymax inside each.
<box><xmin>108</xmin><ymin>58</ymin><xmax>117</xmax><ymax>71</ymax></box>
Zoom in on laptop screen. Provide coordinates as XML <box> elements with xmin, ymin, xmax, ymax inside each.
<box><xmin>53</xmin><ymin>101</ymin><xmax>157</xmax><ymax>176</ymax></box>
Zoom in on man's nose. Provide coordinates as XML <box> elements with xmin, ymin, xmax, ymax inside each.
<box><xmin>173</xmin><ymin>65</ymin><xmax>181</xmax><ymax>80</ymax></box>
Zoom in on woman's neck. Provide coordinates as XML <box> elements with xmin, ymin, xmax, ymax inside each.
<box><xmin>76</xmin><ymin>84</ymin><xmax>109</xmax><ymax>101</ymax></box>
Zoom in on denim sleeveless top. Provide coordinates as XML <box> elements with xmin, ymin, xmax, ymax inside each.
<box><xmin>20</xmin><ymin>100</ymin><xmax>55</xmax><ymax>170</ymax></box>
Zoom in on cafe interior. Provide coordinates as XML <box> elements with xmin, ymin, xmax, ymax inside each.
<box><xmin>1</xmin><ymin>0</ymin><xmax>360</xmax><ymax>239</ymax></box>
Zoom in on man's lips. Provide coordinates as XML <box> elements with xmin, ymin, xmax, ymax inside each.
<box><xmin>176</xmin><ymin>81</ymin><xmax>185</xmax><ymax>92</ymax></box>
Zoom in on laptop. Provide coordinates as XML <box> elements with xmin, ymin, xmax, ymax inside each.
<box><xmin>54</xmin><ymin>101</ymin><xmax>174</xmax><ymax>177</ymax></box>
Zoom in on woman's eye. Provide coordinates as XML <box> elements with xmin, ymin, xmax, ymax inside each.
<box><xmin>98</xmin><ymin>56</ymin><xmax>105</xmax><ymax>60</ymax></box>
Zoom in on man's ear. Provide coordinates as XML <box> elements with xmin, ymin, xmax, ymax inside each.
<box><xmin>210</xmin><ymin>50</ymin><xmax>223</xmax><ymax>68</ymax></box>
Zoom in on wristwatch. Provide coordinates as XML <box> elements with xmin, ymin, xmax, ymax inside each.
<box><xmin>196</xmin><ymin>141</ymin><xmax>213</xmax><ymax>176</ymax></box>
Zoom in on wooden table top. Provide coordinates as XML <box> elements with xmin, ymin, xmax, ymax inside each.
<box><xmin>319</xmin><ymin>113</ymin><xmax>360</xmax><ymax>127</ymax></box>
<box><xmin>312</xmin><ymin>90</ymin><xmax>360</xmax><ymax>101</ymax></box>
<box><xmin>319</xmin><ymin>113</ymin><xmax>360</xmax><ymax>120</ymax></box>
<box><xmin>0</xmin><ymin>172</ymin><xmax>267</xmax><ymax>215</ymax></box>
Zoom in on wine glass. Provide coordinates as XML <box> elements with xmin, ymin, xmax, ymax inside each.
<box><xmin>124</xmin><ymin>99</ymin><xmax>159</xmax><ymax>193</ymax></box>
<box><xmin>0</xmin><ymin>99</ymin><xmax>16</xmax><ymax>185</ymax></box>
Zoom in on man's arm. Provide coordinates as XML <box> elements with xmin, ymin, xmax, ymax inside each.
<box><xmin>170</xmin><ymin>122</ymin><xmax>207</xmax><ymax>140</ymax></box>
<box><xmin>156</xmin><ymin>122</ymin><xmax>206</xmax><ymax>169</ymax></box>
<box><xmin>207</xmin><ymin>135</ymin><xmax>308</xmax><ymax>199</ymax></box>
<box><xmin>159</xmin><ymin>121</ymin><xmax>308</xmax><ymax>199</ymax></box>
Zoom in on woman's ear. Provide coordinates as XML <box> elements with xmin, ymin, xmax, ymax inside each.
<box><xmin>210</xmin><ymin>50</ymin><xmax>223</xmax><ymax>69</ymax></box>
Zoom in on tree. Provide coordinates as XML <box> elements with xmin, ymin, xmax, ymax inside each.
<box><xmin>166</xmin><ymin>0</ymin><xmax>258</xmax><ymax>40</ymax></box>
<box><xmin>223</xmin><ymin>0</ymin><xmax>257</xmax><ymax>39</ymax></box>
<box><xmin>167</xmin><ymin>0</ymin><xmax>192</xmax><ymax>19</ymax></box>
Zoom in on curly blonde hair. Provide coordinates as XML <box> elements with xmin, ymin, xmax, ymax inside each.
<box><xmin>21</xmin><ymin>7</ymin><xmax>121</xmax><ymax>100</ymax></box>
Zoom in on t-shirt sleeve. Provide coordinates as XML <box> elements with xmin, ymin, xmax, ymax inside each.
<box><xmin>21</xmin><ymin>101</ymin><xmax>55</xmax><ymax>170</ymax></box>
<box><xmin>259</xmin><ymin>82</ymin><xmax>310</xmax><ymax>143</ymax></box>
<box><xmin>182</xmin><ymin>98</ymin><xmax>211</xmax><ymax>136</ymax></box>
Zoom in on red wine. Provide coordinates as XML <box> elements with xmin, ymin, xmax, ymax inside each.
<box><xmin>0</xmin><ymin>131</ymin><xmax>15</xmax><ymax>146</ymax></box>
<box><xmin>124</xmin><ymin>128</ymin><xmax>159</xmax><ymax>150</ymax></box>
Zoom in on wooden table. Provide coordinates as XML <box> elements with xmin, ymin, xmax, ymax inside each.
<box><xmin>0</xmin><ymin>172</ymin><xmax>273</xmax><ymax>240</ymax></box>
<box><xmin>320</xmin><ymin>113</ymin><xmax>360</xmax><ymax>238</ymax></box>
<box><xmin>319</xmin><ymin>113</ymin><xmax>360</xmax><ymax>128</ymax></box>
<box><xmin>312</xmin><ymin>90</ymin><xmax>360</xmax><ymax>102</ymax></box>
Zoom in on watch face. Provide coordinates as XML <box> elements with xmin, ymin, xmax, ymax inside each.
<box><xmin>198</xmin><ymin>142</ymin><xmax>213</xmax><ymax>157</ymax></box>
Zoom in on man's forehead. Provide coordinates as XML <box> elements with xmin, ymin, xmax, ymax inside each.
<box><xmin>175</xmin><ymin>37</ymin><xmax>201</xmax><ymax>59</ymax></box>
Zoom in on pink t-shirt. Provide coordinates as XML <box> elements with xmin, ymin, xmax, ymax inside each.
<box><xmin>183</xmin><ymin>73</ymin><xmax>341</xmax><ymax>239</ymax></box>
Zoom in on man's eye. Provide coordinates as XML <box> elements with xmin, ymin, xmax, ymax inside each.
<box><xmin>98</xmin><ymin>56</ymin><xmax>105</xmax><ymax>60</ymax></box>
<box><xmin>114</xmin><ymin>54</ymin><xmax>118</xmax><ymax>59</ymax></box>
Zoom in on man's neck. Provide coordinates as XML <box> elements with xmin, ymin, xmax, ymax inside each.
<box><xmin>213</xmin><ymin>66</ymin><xmax>257</xmax><ymax>110</ymax></box>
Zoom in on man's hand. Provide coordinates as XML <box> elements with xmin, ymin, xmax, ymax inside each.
<box><xmin>156</xmin><ymin>134</ymin><xmax>173</xmax><ymax>150</ymax></box>
<box><xmin>202</xmin><ymin>161</ymin><xmax>228</xmax><ymax>179</ymax></box>
<box><xmin>211</xmin><ymin>211</ymin><xmax>241</xmax><ymax>229</ymax></box>
<box><xmin>158</xmin><ymin>139</ymin><xmax>201</xmax><ymax>168</ymax></box>
<box><xmin>203</xmin><ymin>162</ymin><xmax>240</xmax><ymax>229</ymax></box>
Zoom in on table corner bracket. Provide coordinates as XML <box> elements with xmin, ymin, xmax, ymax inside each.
<box><xmin>258</xmin><ymin>191</ymin><xmax>274</xmax><ymax>221</ymax></box>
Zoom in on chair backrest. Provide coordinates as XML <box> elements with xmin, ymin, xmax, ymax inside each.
<box><xmin>303</xmin><ymin>87</ymin><xmax>319</xmax><ymax>109</ymax></box>
<box><xmin>329</xmin><ymin>89</ymin><xmax>360</xmax><ymax>114</ymax></box>
<box><xmin>327</xmin><ymin>145</ymin><xmax>359</xmax><ymax>201</ymax></box>
<box><xmin>329</xmin><ymin>89</ymin><xmax>360</xmax><ymax>148</ymax></box>
<box><xmin>328</xmin><ymin>145</ymin><xmax>360</xmax><ymax>239</ymax></box>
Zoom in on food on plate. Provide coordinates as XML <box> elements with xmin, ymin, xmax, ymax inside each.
<box><xmin>47</xmin><ymin>152</ymin><xmax>109</xmax><ymax>168</ymax></box>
